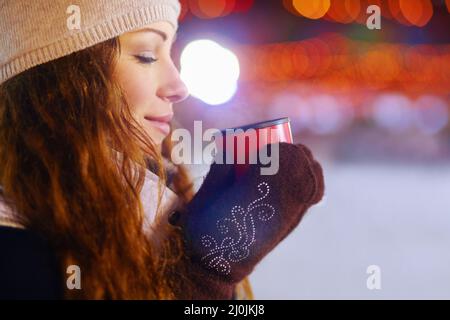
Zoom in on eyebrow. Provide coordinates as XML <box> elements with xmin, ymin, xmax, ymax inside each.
<box><xmin>132</xmin><ymin>27</ymin><xmax>177</xmax><ymax>44</ymax></box>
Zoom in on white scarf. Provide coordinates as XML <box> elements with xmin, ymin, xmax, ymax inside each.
<box><xmin>0</xmin><ymin>167</ymin><xmax>181</xmax><ymax>231</ymax></box>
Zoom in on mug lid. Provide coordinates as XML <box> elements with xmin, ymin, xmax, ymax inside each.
<box><xmin>219</xmin><ymin>117</ymin><xmax>290</xmax><ymax>135</ymax></box>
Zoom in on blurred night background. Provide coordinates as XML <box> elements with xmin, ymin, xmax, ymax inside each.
<box><xmin>170</xmin><ymin>0</ymin><xmax>450</xmax><ymax>299</ymax></box>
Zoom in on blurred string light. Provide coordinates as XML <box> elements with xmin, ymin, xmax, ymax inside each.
<box><xmin>282</xmin><ymin>0</ymin><xmax>436</xmax><ymax>27</ymax></box>
<box><xmin>180</xmin><ymin>0</ymin><xmax>439</xmax><ymax>27</ymax></box>
<box><xmin>180</xmin><ymin>39</ymin><xmax>240</xmax><ymax>105</ymax></box>
<box><xmin>447</xmin><ymin>0</ymin><xmax>450</xmax><ymax>13</ymax></box>
<box><xmin>371</xmin><ymin>94</ymin><xmax>449</xmax><ymax>135</ymax></box>
<box><xmin>235</xmin><ymin>34</ymin><xmax>450</xmax><ymax>95</ymax></box>
<box><xmin>232</xmin><ymin>81</ymin><xmax>449</xmax><ymax>136</ymax></box>
<box><xmin>267</xmin><ymin>92</ymin><xmax>355</xmax><ymax>135</ymax></box>
<box><xmin>179</xmin><ymin>0</ymin><xmax>254</xmax><ymax>20</ymax></box>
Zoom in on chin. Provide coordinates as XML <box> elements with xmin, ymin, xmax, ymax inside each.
<box><xmin>146</xmin><ymin>130</ymin><xmax>166</xmax><ymax>147</ymax></box>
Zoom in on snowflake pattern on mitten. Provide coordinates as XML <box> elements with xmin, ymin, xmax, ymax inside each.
<box><xmin>199</xmin><ymin>181</ymin><xmax>276</xmax><ymax>275</ymax></box>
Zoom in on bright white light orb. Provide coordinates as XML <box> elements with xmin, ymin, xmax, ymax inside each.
<box><xmin>180</xmin><ymin>39</ymin><xmax>240</xmax><ymax>105</ymax></box>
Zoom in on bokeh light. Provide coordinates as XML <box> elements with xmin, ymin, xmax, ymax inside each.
<box><xmin>189</xmin><ymin>0</ymin><xmax>227</xmax><ymax>19</ymax></box>
<box><xmin>308</xmin><ymin>94</ymin><xmax>350</xmax><ymax>135</ymax></box>
<box><xmin>291</xmin><ymin>0</ymin><xmax>331</xmax><ymax>20</ymax></box>
<box><xmin>399</xmin><ymin>0</ymin><xmax>433</xmax><ymax>27</ymax></box>
<box><xmin>372</xmin><ymin>94</ymin><xmax>414</xmax><ymax>132</ymax></box>
<box><xmin>414</xmin><ymin>95</ymin><xmax>449</xmax><ymax>135</ymax></box>
<box><xmin>186</xmin><ymin>0</ymin><xmax>252</xmax><ymax>19</ymax></box>
<box><xmin>389</xmin><ymin>0</ymin><xmax>413</xmax><ymax>26</ymax></box>
<box><xmin>326</xmin><ymin>0</ymin><xmax>360</xmax><ymax>24</ymax></box>
<box><xmin>180</xmin><ymin>39</ymin><xmax>240</xmax><ymax>105</ymax></box>
<box><xmin>233</xmin><ymin>0</ymin><xmax>254</xmax><ymax>13</ymax></box>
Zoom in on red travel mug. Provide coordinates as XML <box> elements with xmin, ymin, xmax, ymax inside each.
<box><xmin>214</xmin><ymin>117</ymin><xmax>293</xmax><ymax>178</ymax></box>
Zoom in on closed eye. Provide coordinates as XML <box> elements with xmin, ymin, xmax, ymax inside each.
<box><xmin>134</xmin><ymin>55</ymin><xmax>158</xmax><ymax>65</ymax></box>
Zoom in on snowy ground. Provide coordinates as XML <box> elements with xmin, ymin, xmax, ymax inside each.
<box><xmin>187</xmin><ymin>161</ymin><xmax>450</xmax><ymax>299</ymax></box>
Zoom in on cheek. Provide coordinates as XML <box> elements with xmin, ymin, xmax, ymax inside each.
<box><xmin>114</xmin><ymin>60</ymin><xmax>157</xmax><ymax>115</ymax></box>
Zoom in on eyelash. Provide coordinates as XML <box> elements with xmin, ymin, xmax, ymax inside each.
<box><xmin>134</xmin><ymin>55</ymin><xmax>158</xmax><ymax>65</ymax></box>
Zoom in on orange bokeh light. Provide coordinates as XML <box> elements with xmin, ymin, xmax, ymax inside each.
<box><xmin>231</xmin><ymin>25</ymin><xmax>450</xmax><ymax>94</ymax></box>
<box><xmin>389</xmin><ymin>0</ymin><xmax>413</xmax><ymax>26</ymax></box>
<box><xmin>282</xmin><ymin>0</ymin><xmax>438</xmax><ymax>27</ymax></box>
<box><xmin>355</xmin><ymin>44</ymin><xmax>402</xmax><ymax>89</ymax></box>
<box><xmin>292</xmin><ymin>0</ymin><xmax>331</xmax><ymax>20</ymax></box>
<box><xmin>344</xmin><ymin>0</ymin><xmax>362</xmax><ymax>22</ymax></box>
<box><xmin>291</xmin><ymin>44</ymin><xmax>311</xmax><ymax>78</ymax></box>
<box><xmin>399</xmin><ymin>0</ymin><xmax>433</xmax><ymax>27</ymax></box>
<box><xmin>189</xmin><ymin>0</ymin><xmax>235</xmax><ymax>19</ymax></box>
<box><xmin>326</xmin><ymin>0</ymin><xmax>360</xmax><ymax>24</ymax></box>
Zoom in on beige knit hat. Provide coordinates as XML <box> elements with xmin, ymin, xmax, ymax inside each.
<box><xmin>0</xmin><ymin>0</ymin><xmax>181</xmax><ymax>85</ymax></box>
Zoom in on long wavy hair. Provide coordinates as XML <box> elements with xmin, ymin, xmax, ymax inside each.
<box><xmin>0</xmin><ymin>37</ymin><xmax>253</xmax><ymax>299</ymax></box>
<box><xmin>0</xmin><ymin>37</ymin><xmax>184</xmax><ymax>299</ymax></box>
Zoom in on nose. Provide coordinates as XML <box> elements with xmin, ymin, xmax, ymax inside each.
<box><xmin>157</xmin><ymin>61</ymin><xmax>190</xmax><ymax>104</ymax></box>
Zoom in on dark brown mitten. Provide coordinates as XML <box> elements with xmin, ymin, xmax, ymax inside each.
<box><xmin>169</xmin><ymin>142</ymin><xmax>325</xmax><ymax>299</ymax></box>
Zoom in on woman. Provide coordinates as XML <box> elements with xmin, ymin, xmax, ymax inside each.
<box><xmin>0</xmin><ymin>0</ymin><xmax>325</xmax><ymax>300</ymax></box>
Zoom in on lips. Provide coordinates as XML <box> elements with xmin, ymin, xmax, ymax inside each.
<box><xmin>144</xmin><ymin>113</ymin><xmax>173</xmax><ymax>136</ymax></box>
<box><xmin>144</xmin><ymin>113</ymin><xmax>174</xmax><ymax>123</ymax></box>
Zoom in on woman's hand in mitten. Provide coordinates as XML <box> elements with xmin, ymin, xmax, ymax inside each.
<box><xmin>169</xmin><ymin>142</ymin><xmax>325</xmax><ymax>299</ymax></box>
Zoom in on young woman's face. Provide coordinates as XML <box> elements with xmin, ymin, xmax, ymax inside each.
<box><xmin>114</xmin><ymin>21</ymin><xmax>189</xmax><ymax>148</ymax></box>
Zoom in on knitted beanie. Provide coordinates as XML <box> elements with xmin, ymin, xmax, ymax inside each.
<box><xmin>0</xmin><ymin>0</ymin><xmax>181</xmax><ymax>85</ymax></box>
